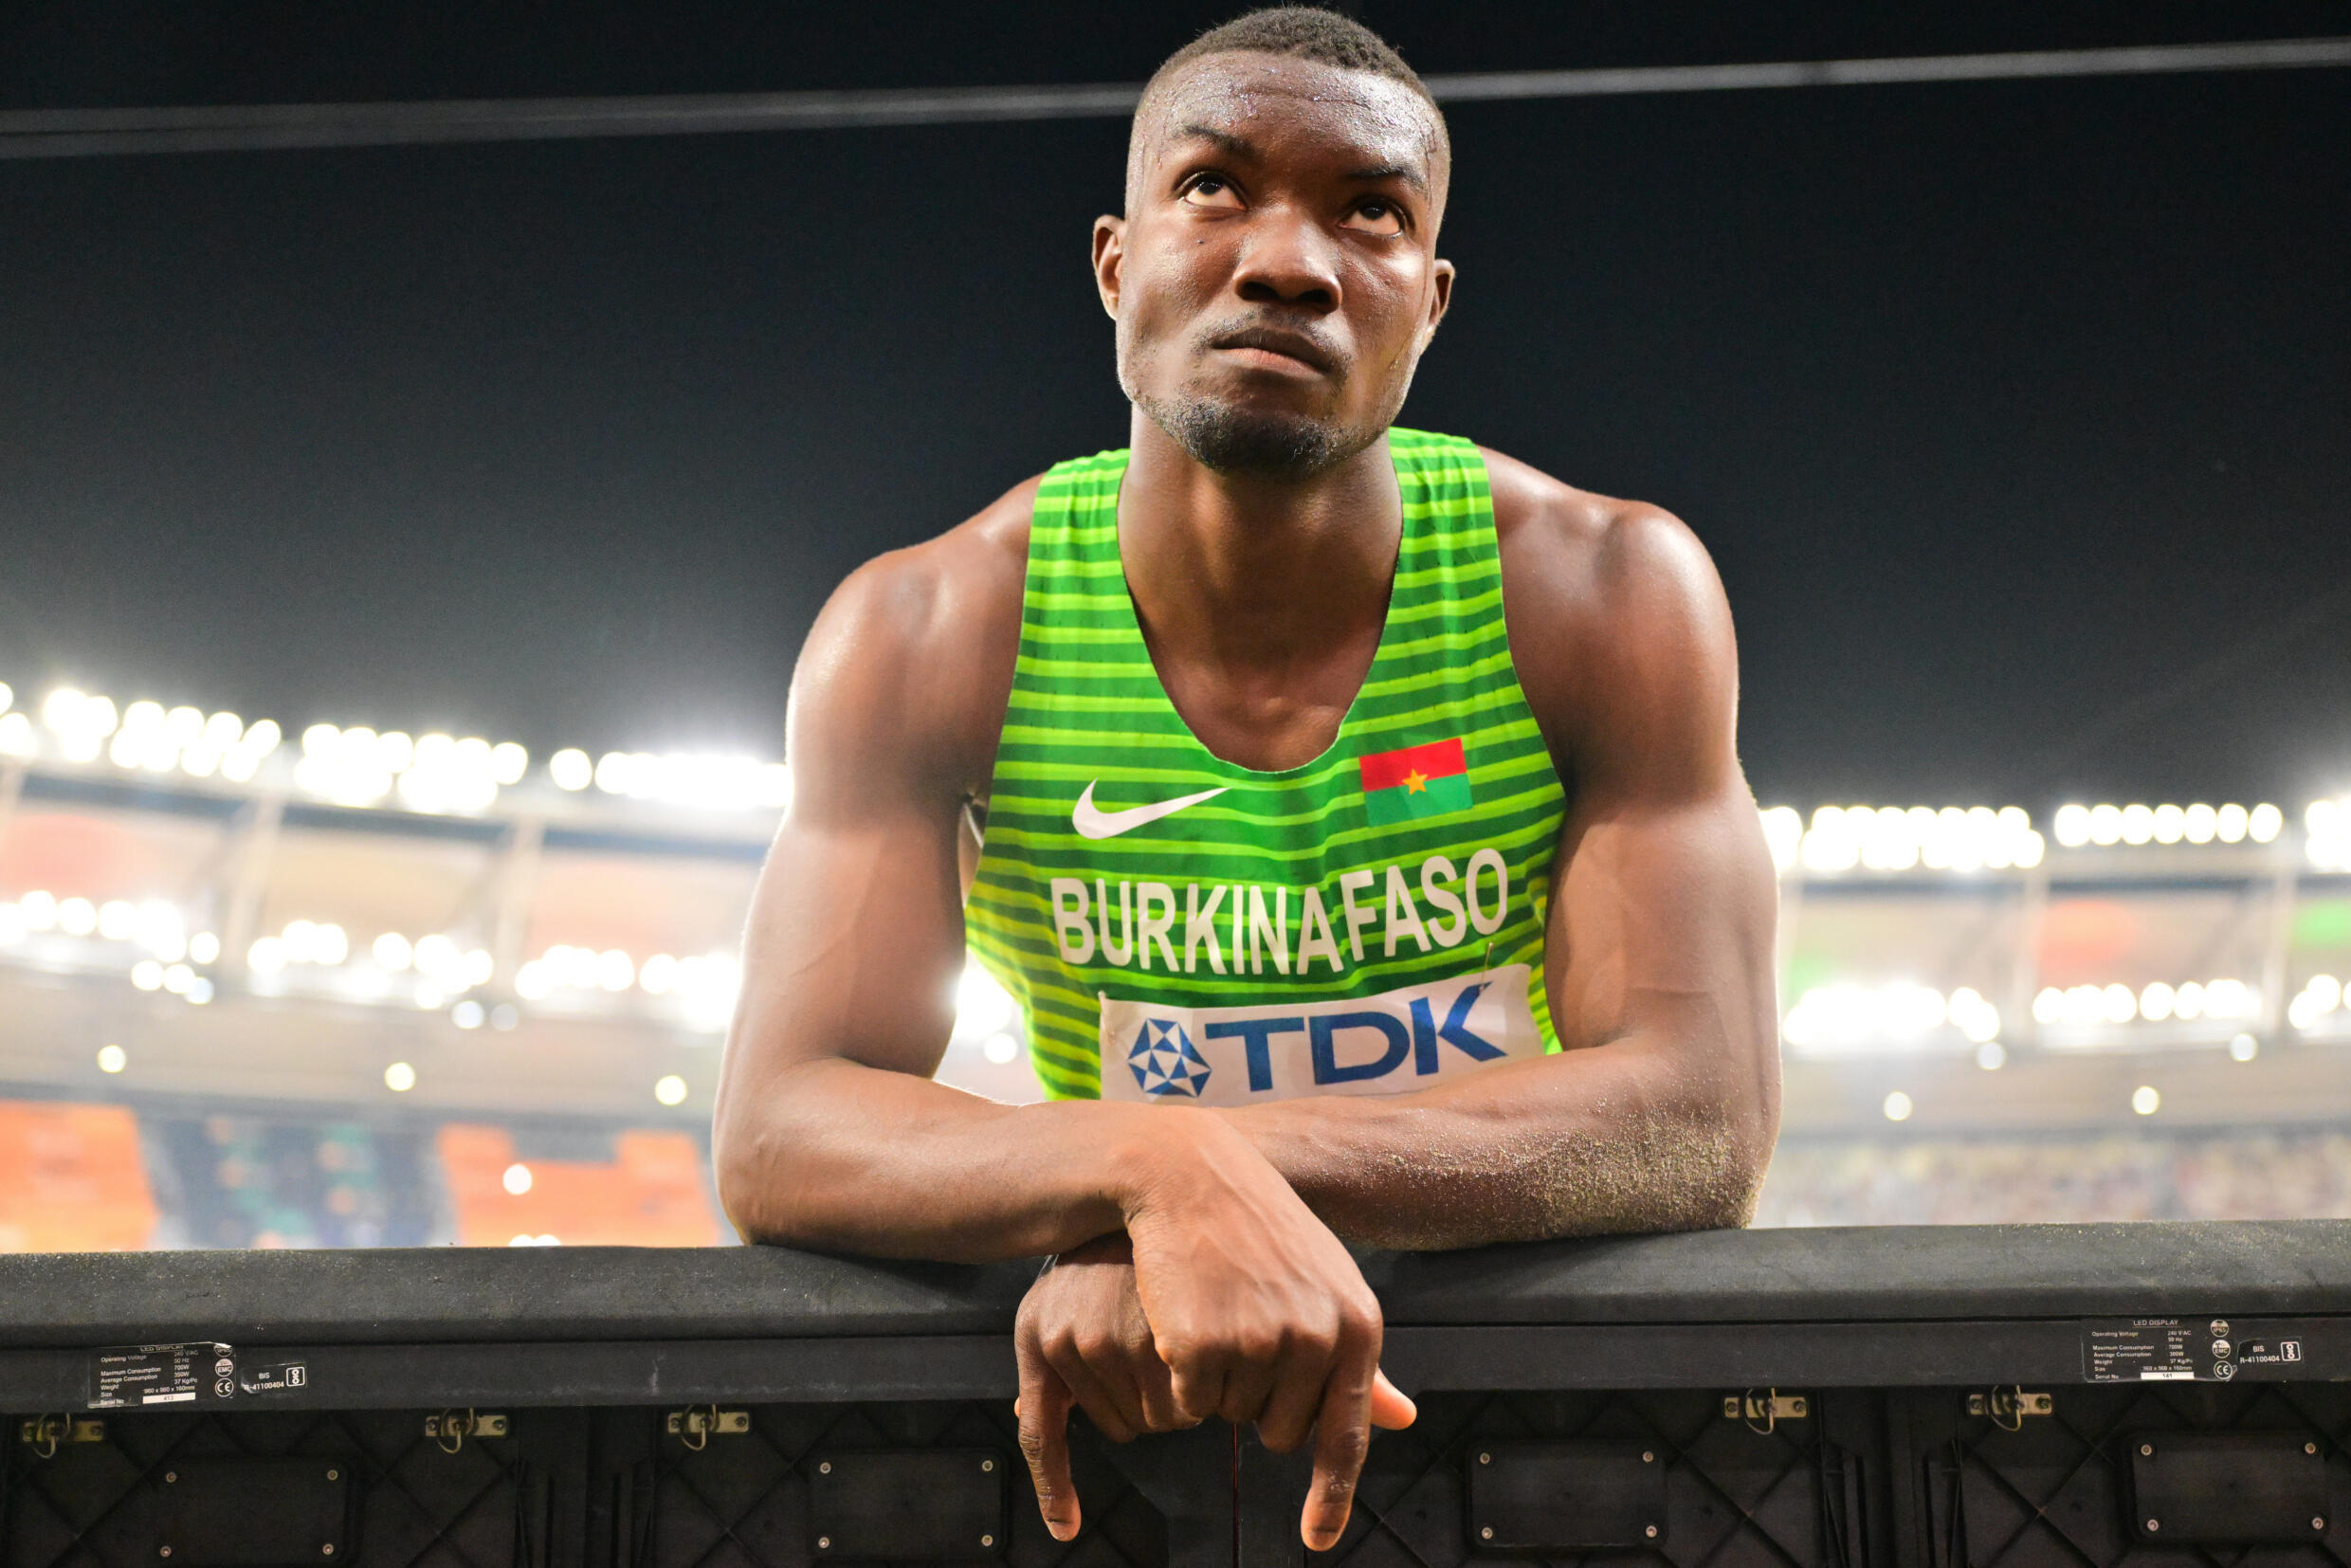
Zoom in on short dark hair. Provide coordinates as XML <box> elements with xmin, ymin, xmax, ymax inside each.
<box><xmin>1150</xmin><ymin>7</ymin><xmax>1435</xmax><ymax>107</ymax></box>
<box><xmin>1127</xmin><ymin>8</ymin><xmax>1448</xmax><ymax>209</ymax></box>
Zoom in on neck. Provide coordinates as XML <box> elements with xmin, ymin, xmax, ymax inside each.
<box><xmin>1116</xmin><ymin>409</ymin><xmax>1401</xmax><ymax>674</ymax></box>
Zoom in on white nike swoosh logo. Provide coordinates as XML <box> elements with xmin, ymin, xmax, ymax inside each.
<box><xmin>1071</xmin><ymin>780</ymin><xmax>1230</xmax><ymax>840</ymax></box>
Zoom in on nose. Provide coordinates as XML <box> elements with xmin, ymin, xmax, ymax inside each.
<box><xmin>1231</xmin><ymin>204</ymin><xmax>1340</xmax><ymax>314</ymax></box>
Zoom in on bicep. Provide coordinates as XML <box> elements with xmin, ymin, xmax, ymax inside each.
<box><xmin>1540</xmin><ymin>512</ymin><xmax>1777</xmax><ymax>1067</ymax></box>
<box><xmin>721</xmin><ymin>564</ymin><xmax>977</xmax><ymax>1094</ymax></box>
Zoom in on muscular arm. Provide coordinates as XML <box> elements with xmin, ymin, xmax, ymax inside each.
<box><xmin>1222</xmin><ymin>454</ymin><xmax>1781</xmax><ymax>1249</ymax></box>
<box><xmin>714</xmin><ymin>482</ymin><xmax>1157</xmax><ymax>1261</ymax></box>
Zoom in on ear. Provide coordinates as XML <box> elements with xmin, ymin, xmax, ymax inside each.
<box><xmin>1092</xmin><ymin>215</ymin><xmax>1126</xmax><ymax>321</ymax></box>
<box><xmin>1417</xmin><ymin>257</ymin><xmax>1456</xmax><ymax>354</ymax></box>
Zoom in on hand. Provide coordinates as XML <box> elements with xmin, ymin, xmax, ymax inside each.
<box><xmin>1014</xmin><ymin>1115</ymin><xmax>1416</xmax><ymax>1549</ymax></box>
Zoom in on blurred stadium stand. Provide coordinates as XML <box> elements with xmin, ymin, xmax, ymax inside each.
<box><xmin>2</xmin><ymin>677</ymin><xmax>2348</xmax><ymax>1248</ymax></box>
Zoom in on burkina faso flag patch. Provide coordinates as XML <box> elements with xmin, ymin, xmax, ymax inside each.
<box><xmin>1358</xmin><ymin>738</ymin><xmax>1472</xmax><ymax>826</ymax></box>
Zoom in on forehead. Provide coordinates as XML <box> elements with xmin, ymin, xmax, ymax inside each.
<box><xmin>1136</xmin><ymin>51</ymin><xmax>1447</xmax><ymax>186</ymax></box>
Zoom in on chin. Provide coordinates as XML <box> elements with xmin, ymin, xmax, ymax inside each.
<box><xmin>1144</xmin><ymin>392</ymin><xmax>1370</xmax><ymax>481</ymax></box>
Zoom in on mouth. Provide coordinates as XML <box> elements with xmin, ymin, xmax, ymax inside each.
<box><xmin>1208</xmin><ymin>325</ymin><xmax>1336</xmax><ymax>376</ymax></box>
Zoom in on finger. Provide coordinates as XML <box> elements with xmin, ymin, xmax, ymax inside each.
<box><xmin>1015</xmin><ymin>1336</ymin><xmax>1083</xmax><ymax>1541</ymax></box>
<box><xmin>1250</xmin><ymin>1334</ymin><xmax>1335</xmax><ymax>1454</ymax></box>
<box><xmin>1215</xmin><ymin>1345</ymin><xmax>1283</xmax><ymax>1430</ymax></box>
<box><xmin>1132</xmin><ymin>1344</ymin><xmax>1192</xmax><ymax>1433</ymax></box>
<box><xmin>1301</xmin><ymin>1356</ymin><xmax>1375</xmax><ymax>1552</ymax></box>
<box><xmin>1370</xmin><ymin>1370</ymin><xmax>1417</xmax><ymax>1431</ymax></box>
<box><xmin>1047</xmin><ymin>1340</ymin><xmax>1141</xmax><ymax>1444</ymax></box>
<box><xmin>1159</xmin><ymin>1337</ymin><xmax>1230</xmax><ymax>1427</ymax></box>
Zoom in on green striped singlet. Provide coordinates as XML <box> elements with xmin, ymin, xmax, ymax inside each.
<box><xmin>964</xmin><ymin>429</ymin><xmax>1570</xmax><ymax>1105</ymax></box>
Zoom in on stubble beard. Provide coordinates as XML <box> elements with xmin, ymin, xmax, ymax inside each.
<box><xmin>1136</xmin><ymin>390</ymin><xmax>1366</xmax><ymax>481</ymax></box>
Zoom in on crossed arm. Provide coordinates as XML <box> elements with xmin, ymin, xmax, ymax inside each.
<box><xmin>712</xmin><ymin>473</ymin><xmax>1779</xmax><ymax>1549</ymax></box>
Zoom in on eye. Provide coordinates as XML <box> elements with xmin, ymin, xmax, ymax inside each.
<box><xmin>1180</xmin><ymin>174</ymin><xmax>1245</xmax><ymax>210</ymax></box>
<box><xmin>1340</xmin><ymin>198</ymin><xmax>1405</xmax><ymax>236</ymax></box>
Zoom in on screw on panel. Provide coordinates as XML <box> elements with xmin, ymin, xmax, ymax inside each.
<box><xmin>818</xmin><ymin>1539</ymin><xmax>831</xmax><ymax>1550</ymax></box>
<box><xmin>2146</xmin><ymin>1520</ymin><xmax>2161</xmax><ymax>1533</ymax></box>
<box><xmin>1646</xmin><ymin>1526</ymin><xmax>1660</xmax><ymax>1540</ymax></box>
<box><xmin>164</xmin><ymin>1471</ymin><xmax>177</xmax><ymax>1484</ymax></box>
<box><xmin>326</xmin><ymin>1468</ymin><xmax>338</xmax><ymax>1481</ymax></box>
<box><xmin>1642</xmin><ymin>1451</ymin><xmax>1655</xmax><ymax>1464</ymax></box>
<box><xmin>1480</xmin><ymin>1527</ymin><xmax>1494</xmax><ymax>1541</ymax></box>
<box><xmin>159</xmin><ymin>1550</ymin><xmax>172</xmax><ymax>1559</ymax></box>
<box><xmin>981</xmin><ymin>1536</ymin><xmax>994</xmax><ymax>1548</ymax></box>
<box><xmin>2308</xmin><ymin>1443</ymin><xmax>2321</xmax><ymax>1455</ymax></box>
<box><xmin>2141</xmin><ymin>1444</ymin><xmax>2154</xmax><ymax>1456</ymax></box>
<box><xmin>1478</xmin><ymin>1451</ymin><xmax>1491</xmax><ymax>1464</ymax></box>
<box><xmin>321</xmin><ymin>1548</ymin><xmax>335</xmax><ymax>1557</ymax></box>
<box><xmin>2317</xmin><ymin>1519</ymin><xmax>2328</xmax><ymax>1532</ymax></box>
<box><xmin>819</xmin><ymin>1461</ymin><xmax>832</xmax><ymax>1474</ymax></box>
<box><xmin>982</xmin><ymin>1459</ymin><xmax>994</xmax><ymax>1472</ymax></box>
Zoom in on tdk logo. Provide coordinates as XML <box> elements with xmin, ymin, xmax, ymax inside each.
<box><xmin>1128</xmin><ymin>1019</ymin><xmax>1212</xmax><ymax>1098</ymax></box>
<box><xmin>1204</xmin><ymin>981</ymin><xmax>1502</xmax><ymax>1092</ymax></box>
<box><xmin>1099</xmin><ymin>965</ymin><xmax>1541</xmax><ymax>1107</ymax></box>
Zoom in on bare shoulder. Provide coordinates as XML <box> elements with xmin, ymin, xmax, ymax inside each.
<box><xmin>1477</xmin><ymin>447</ymin><xmax>1738</xmax><ymax>781</ymax></box>
<box><xmin>790</xmin><ymin>476</ymin><xmax>1038</xmax><ymax>804</ymax></box>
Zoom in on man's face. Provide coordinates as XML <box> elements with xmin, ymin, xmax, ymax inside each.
<box><xmin>1096</xmin><ymin>52</ymin><xmax>1453</xmax><ymax>480</ymax></box>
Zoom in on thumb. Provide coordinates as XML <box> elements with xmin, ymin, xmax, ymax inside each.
<box><xmin>1370</xmin><ymin>1369</ymin><xmax>1416</xmax><ymax>1431</ymax></box>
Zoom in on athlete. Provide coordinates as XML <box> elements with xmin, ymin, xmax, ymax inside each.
<box><xmin>714</xmin><ymin>6</ymin><xmax>1779</xmax><ymax>1553</ymax></box>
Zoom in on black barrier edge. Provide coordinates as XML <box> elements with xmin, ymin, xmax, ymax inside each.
<box><xmin>8</xmin><ymin>1222</ymin><xmax>2351</xmax><ymax>1350</ymax></box>
<box><xmin>9</xmin><ymin>1316</ymin><xmax>2342</xmax><ymax>1413</ymax></box>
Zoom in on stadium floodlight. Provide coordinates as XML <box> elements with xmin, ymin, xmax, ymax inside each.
<box><xmin>96</xmin><ymin>1044</ymin><xmax>126</xmax><ymax>1073</ymax></box>
<box><xmin>0</xmin><ymin>680</ymin><xmax>10</xmax><ymax>712</ymax></box>
<box><xmin>2250</xmin><ymin>803</ymin><xmax>2283</xmax><ymax>844</ymax></box>
<box><xmin>491</xmin><ymin>741</ymin><xmax>529</xmax><ymax>786</ymax></box>
<box><xmin>549</xmin><ymin>748</ymin><xmax>593</xmax><ymax>791</ymax></box>
<box><xmin>383</xmin><ymin>1061</ymin><xmax>417</xmax><ymax>1092</ymax></box>
<box><xmin>502</xmin><ymin>1162</ymin><xmax>533</xmax><ymax>1195</ymax></box>
<box><xmin>2229</xmin><ymin>1033</ymin><xmax>2260</xmax><ymax>1061</ymax></box>
<box><xmin>0</xmin><ymin>711</ymin><xmax>33</xmax><ymax>757</ymax></box>
<box><xmin>373</xmin><ymin>932</ymin><xmax>414</xmax><ymax>970</ymax></box>
<box><xmin>452</xmin><ymin>999</ymin><xmax>485</xmax><ymax>1030</ymax></box>
<box><xmin>596</xmin><ymin>949</ymin><xmax>634</xmax><ymax>993</ymax></box>
<box><xmin>2216</xmin><ymin>803</ymin><xmax>2250</xmax><ymax>843</ymax></box>
<box><xmin>1759</xmin><ymin>807</ymin><xmax>1803</xmax><ymax>873</ymax></box>
<box><xmin>639</xmin><ymin>953</ymin><xmax>678</xmax><ymax>995</ymax></box>
<box><xmin>189</xmin><ymin>932</ymin><xmax>220</xmax><ymax>964</ymax></box>
<box><xmin>2121</xmin><ymin>804</ymin><xmax>2155</xmax><ymax>845</ymax></box>
<box><xmin>2182</xmin><ymin>803</ymin><xmax>2217</xmax><ymax>843</ymax></box>
<box><xmin>57</xmin><ymin>897</ymin><xmax>98</xmax><ymax>937</ymax></box>
<box><xmin>1975</xmin><ymin>1041</ymin><xmax>2007</xmax><ymax>1071</ymax></box>
<box><xmin>2140</xmin><ymin>981</ymin><xmax>2177</xmax><ymax>1021</ymax></box>
<box><xmin>246</xmin><ymin>937</ymin><xmax>287</xmax><ymax>975</ymax></box>
<box><xmin>20</xmin><ymin>891</ymin><xmax>57</xmax><ymax>930</ymax></box>
<box><xmin>983</xmin><ymin>1032</ymin><xmax>1022</xmax><ymax>1065</ymax></box>
<box><xmin>2131</xmin><ymin>1085</ymin><xmax>2161</xmax><ymax>1116</ymax></box>
<box><xmin>1882</xmin><ymin>1090</ymin><xmax>1914</xmax><ymax>1121</ymax></box>
<box><xmin>2151</xmin><ymin>804</ymin><xmax>2185</xmax><ymax>844</ymax></box>
<box><xmin>2087</xmin><ymin>804</ymin><xmax>2124</xmax><ymax>846</ymax></box>
<box><xmin>654</xmin><ymin>1074</ymin><xmax>688</xmax><ymax>1106</ymax></box>
<box><xmin>955</xmin><ymin>963</ymin><xmax>1017</xmax><ymax>1038</ymax></box>
<box><xmin>131</xmin><ymin>960</ymin><xmax>163</xmax><ymax>990</ymax></box>
<box><xmin>97</xmin><ymin>900</ymin><xmax>136</xmax><ymax>941</ymax></box>
<box><xmin>186</xmin><ymin>975</ymin><xmax>213</xmax><ymax>1004</ymax></box>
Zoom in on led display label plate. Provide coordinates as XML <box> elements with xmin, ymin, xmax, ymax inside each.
<box><xmin>88</xmin><ymin>1343</ymin><xmax>312</xmax><ymax>1409</ymax></box>
<box><xmin>2083</xmin><ymin>1317</ymin><xmax>2310</xmax><ymax>1382</ymax></box>
<box><xmin>90</xmin><ymin>1342</ymin><xmax>237</xmax><ymax>1409</ymax></box>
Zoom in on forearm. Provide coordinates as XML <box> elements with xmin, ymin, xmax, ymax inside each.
<box><xmin>1223</xmin><ymin>1025</ymin><xmax>1775</xmax><ymax>1249</ymax></box>
<box><xmin>715</xmin><ymin>1056</ymin><xmax>1242</xmax><ymax>1263</ymax></box>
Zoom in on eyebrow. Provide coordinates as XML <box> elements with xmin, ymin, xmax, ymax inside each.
<box><xmin>1345</xmin><ymin>162</ymin><xmax>1429</xmax><ymax>196</ymax></box>
<box><xmin>1167</xmin><ymin>125</ymin><xmax>1429</xmax><ymax>197</ymax></box>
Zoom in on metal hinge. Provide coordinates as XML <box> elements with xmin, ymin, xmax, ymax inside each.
<box><xmin>423</xmin><ymin>1410</ymin><xmax>508</xmax><ymax>1452</ymax></box>
<box><xmin>1967</xmin><ymin>1388</ymin><xmax>2053</xmax><ymax>1425</ymax></box>
<box><xmin>1723</xmin><ymin>1390</ymin><xmax>1809</xmax><ymax>1431</ymax></box>
<box><xmin>667</xmin><ymin>1407</ymin><xmax>752</xmax><ymax>1449</ymax></box>
<box><xmin>17</xmin><ymin>1415</ymin><xmax>105</xmax><ymax>1455</ymax></box>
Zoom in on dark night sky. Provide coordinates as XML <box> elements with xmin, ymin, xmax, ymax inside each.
<box><xmin>1</xmin><ymin>3</ymin><xmax>2346</xmax><ymax>811</ymax></box>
